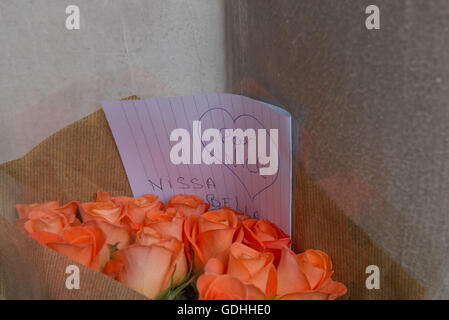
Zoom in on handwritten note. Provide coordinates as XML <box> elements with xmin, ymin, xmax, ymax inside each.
<box><xmin>102</xmin><ymin>93</ymin><xmax>292</xmax><ymax>235</ymax></box>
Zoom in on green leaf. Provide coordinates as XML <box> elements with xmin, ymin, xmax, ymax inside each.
<box><xmin>267</xmin><ymin>289</ymin><xmax>278</xmax><ymax>300</ymax></box>
<box><xmin>107</xmin><ymin>242</ymin><xmax>120</xmax><ymax>260</ymax></box>
<box><xmin>167</xmin><ymin>266</ymin><xmax>203</xmax><ymax>300</ymax></box>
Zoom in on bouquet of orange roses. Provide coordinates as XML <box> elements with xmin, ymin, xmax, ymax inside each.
<box><xmin>15</xmin><ymin>191</ymin><xmax>347</xmax><ymax>300</ymax></box>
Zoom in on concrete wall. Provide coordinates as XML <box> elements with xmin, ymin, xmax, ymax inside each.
<box><xmin>0</xmin><ymin>0</ymin><xmax>226</xmax><ymax>162</ymax></box>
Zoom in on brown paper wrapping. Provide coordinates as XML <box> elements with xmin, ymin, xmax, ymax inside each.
<box><xmin>0</xmin><ymin>95</ymin><xmax>424</xmax><ymax>299</ymax></box>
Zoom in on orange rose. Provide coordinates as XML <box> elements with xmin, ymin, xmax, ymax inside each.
<box><xmin>223</xmin><ymin>206</ymin><xmax>249</xmax><ymax>222</ymax></box>
<box><xmin>84</xmin><ymin>220</ymin><xmax>135</xmax><ymax>268</ymax></box>
<box><xmin>36</xmin><ymin>224</ymin><xmax>106</xmax><ymax>271</ymax></box>
<box><xmin>242</xmin><ymin>219</ymin><xmax>291</xmax><ymax>266</ymax></box>
<box><xmin>80</xmin><ymin>191</ymin><xmax>163</xmax><ymax>230</ymax></box>
<box><xmin>144</xmin><ymin>206</ymin><xmax>176</xmax><ymax>223</ymax></box>
<box><xmin>104</xmin><ymin>241</ymin><xmax>186</xmax><ymax>299</ymax></box>
<box><xmin>277</xmin><ymin>247</ymin><xmax>347</xmax><ymax>300</ymax></box>
<box><xmin>227</xmin><ymin>243</ymin><xmax>277</xmax><ymax>298</ymax></box>
<box><xmin>79</xmin><ymin>199</ymin><xmax>123</xmax><ymax>225</ymax></box>
<box><xmin>184</xmin><ymin>208</ymin><xmax>244</xmax><ymax>269</ymax></box>
<box><xmin>16</xmin><ymin>200</ymin><xmax>80</xmax><ymax>235</ymax></box>
<box><xmin>136</xmin><ymin>228</ymin><xmax>187</xmax><ymax>285</ymax></box>
<box><xmin>16</xmin><ymin>200</ymin><xmax>61</xmax><ymax>219</ymax></box>
<box><xmin>116</xmin><ymin>194</ymin><xmax>164</xmax><ymax>230</ymax></box>
<box><xmin>143</xmin><ymin>207</ymin><xmax>184</xmax><ymax>241</ymax></box>
<box><xmin>196</xmin><ymin>243</ymin><xmax>277</xmax><ymax>300</ymax></box>
<box><xmin>167</xmin><ymin>194</ymin><xmax>209</xmax><ymax>216</ymax></box>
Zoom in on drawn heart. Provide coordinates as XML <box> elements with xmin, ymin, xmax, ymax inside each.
<box><xmin>198</xmin><ymin>107</ymin><xmax>279</xmax><ymax>202</ymax></box>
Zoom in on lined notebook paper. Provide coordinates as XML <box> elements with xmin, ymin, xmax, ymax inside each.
<box><xmin>102</xmin><ymin>93</ymin><xmax>292</xmax><ymax>235</ymax></box>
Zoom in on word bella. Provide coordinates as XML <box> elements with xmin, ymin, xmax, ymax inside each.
<box><xmin>170</xmin><ymin>121</ymin><xmax>278</xmax><ymax>175</ymax></box>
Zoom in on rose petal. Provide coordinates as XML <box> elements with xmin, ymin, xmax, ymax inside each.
<box><xmin>103</xmin><ymin>259</ymin><xmax>124</xmax><ymax>280</ymax></box>
<box><xmin>277</xmin><ymin>246</ymin><xmax>310</xmax><ymax>295</ymax></box>
<box><xmin>47</xmin><ymin>242</ymin><xmax>93</xmax><ymax>268</ymax></box>
<box><xmin>16</xmin><ymin>201</ymin><xmax>60</xmax><ymax>219</ymax></box>
<box><xmin>85</xmin><ymin>220</ymin><xmax>134</xmax><ymax>268</ymax></box>
<box><xmin>320</xmin><ymin>279</ymin><xmax>348</xmax><ymax>300</ymax></box>
<box><xmin>196</xmin><ymin>228</ymin><xmax>237</xmax><ymax>264</ymax></box>
<box><xmin>79</xmin><ymin>201</ymin><xmax>123</xmax><ymax>225</ymax></box>
<box><xmin>202</xmin><ymin>275</ymin><xmax>248</xmax><ymax>300</ymax></box>
<box><xmin>24</xmin><ymin>210</ymin><xmax>68</xmax><ymax>234</ymax></box>
<box><xmin>197</xmin><ymin>273</ymin><xmax>218</xmax><ymax>299</ymax></box>
<box><xmin>30</xmin><ymin>231</ymin><xmax>63</xmax><ymax>246</ymax></box>
<box><xmin>95</xmin><ymin>191</ymin><xmax>113</xmax><ymax>202</ymax></box>
<box><xmin>167</xmin><ymin>194</ymin><xmax>209</xmax><ymax>216</ymax></box>
<box><xmin>279</xmin><ymin>291</ymin><xmax>332</xmax><ymax>300</ymax></box>
<box><xmin>204</xmin><ymin>258</ymin><xmax>226</xmax><ymax>274</ymax></box>
<box><xmin>57</xmin><ymin>201</ymin><xmax>79</xmax><ymax>223</ymax></box>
